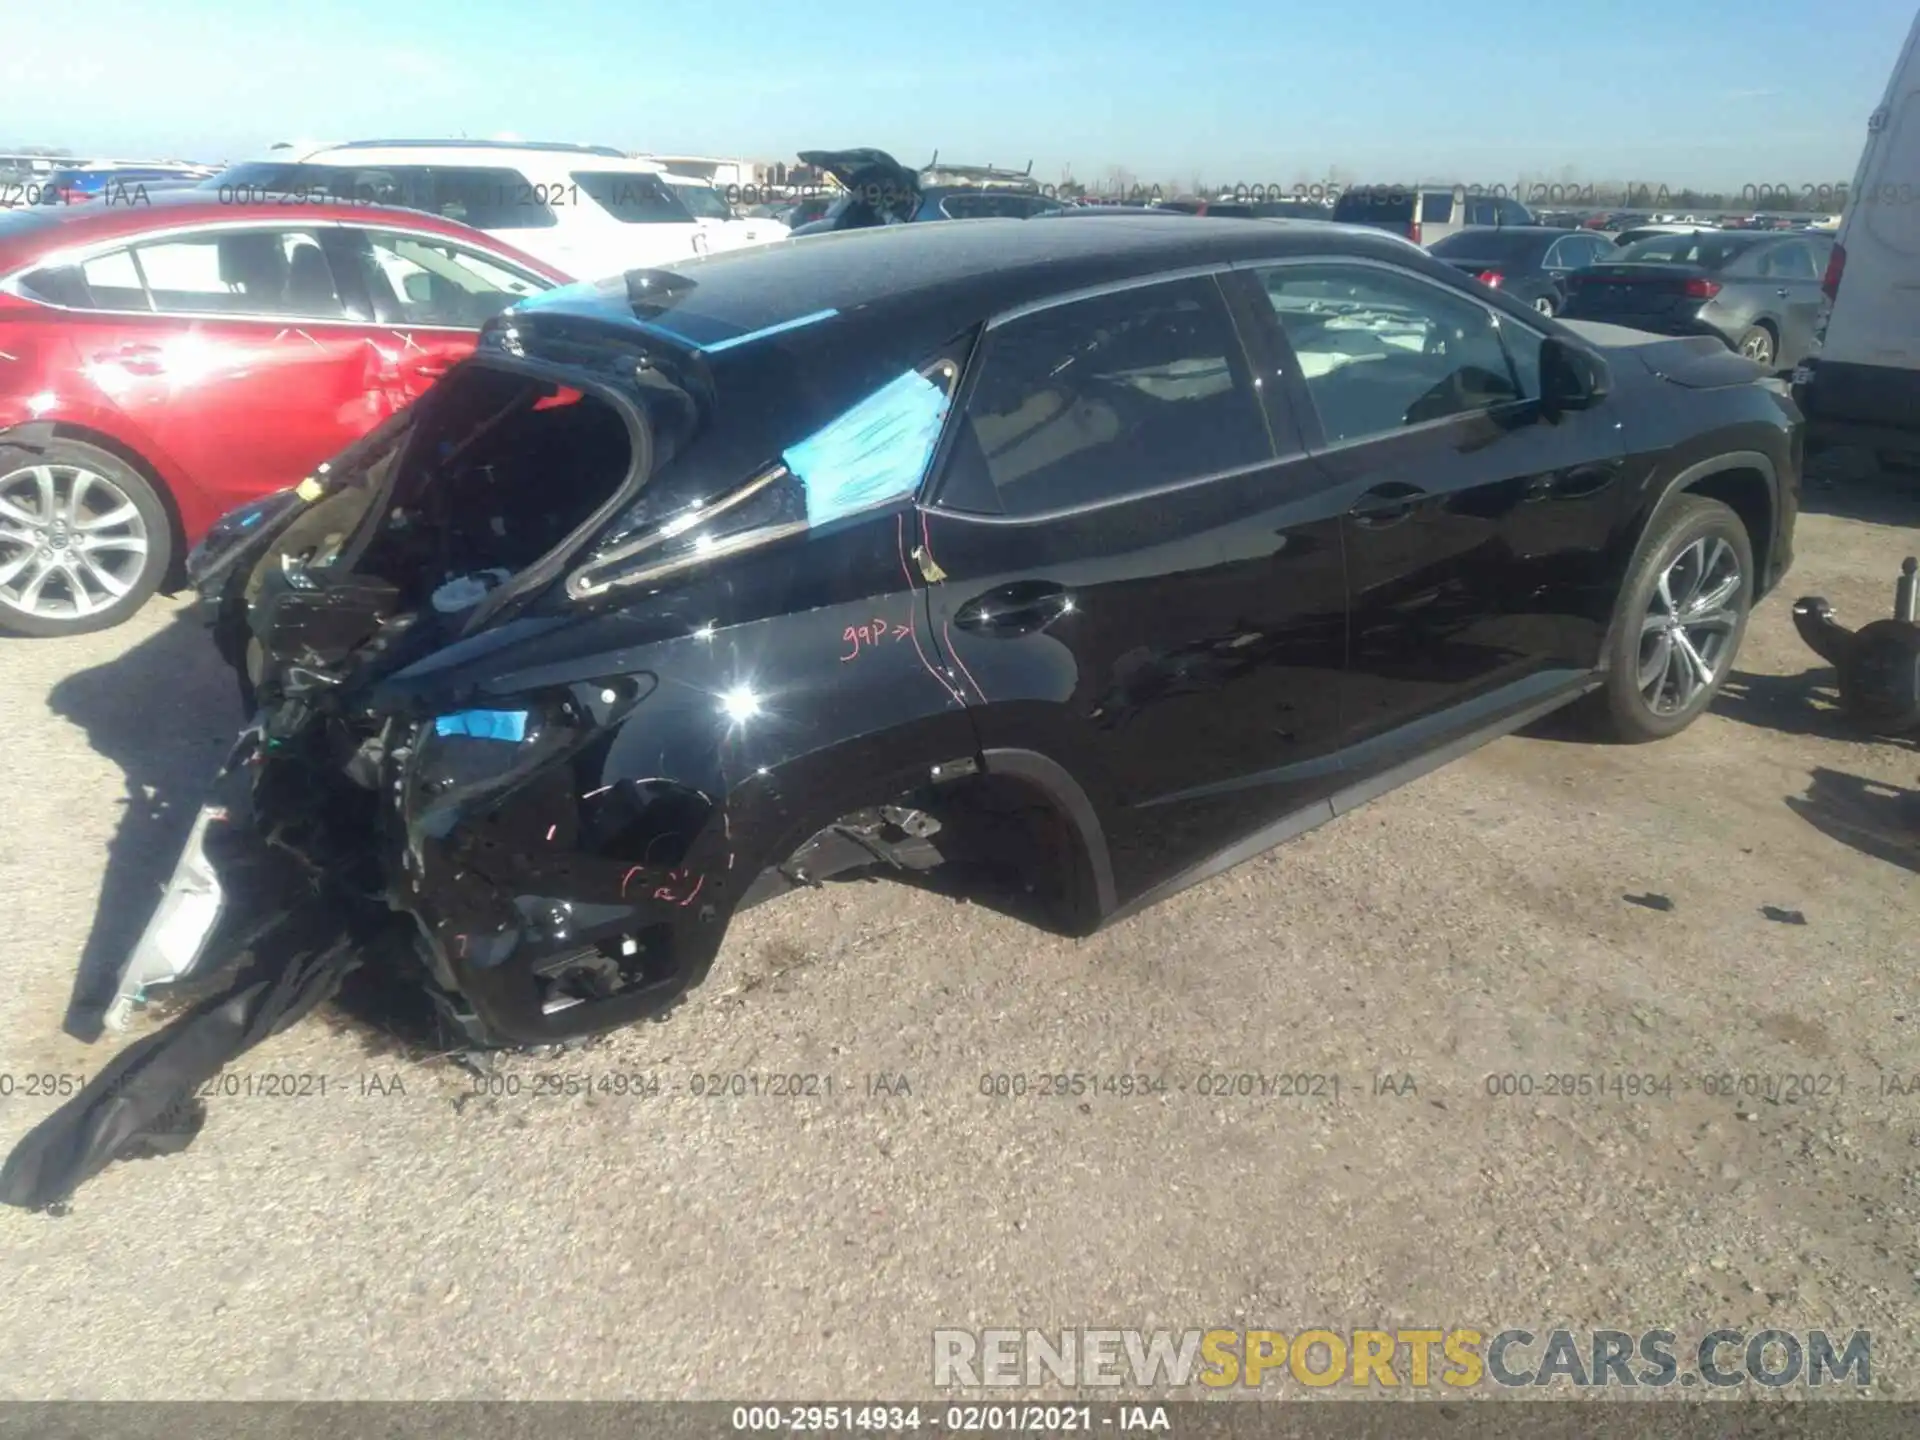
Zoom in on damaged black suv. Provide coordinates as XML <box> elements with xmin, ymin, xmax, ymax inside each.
<box><xmin>120</xmin><ymin>217</ymin><xmax>1802</xmax><ymax>1053</ymax></box>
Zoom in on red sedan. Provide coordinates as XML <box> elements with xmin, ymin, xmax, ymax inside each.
<box><xmin>0</xmin><ymin>193</ymin><xmax>571</xmax><ymax>636</ymax></box>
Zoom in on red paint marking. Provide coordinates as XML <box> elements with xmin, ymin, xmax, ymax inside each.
<box><xmin>841</xmin><ymin>625</ymin><xmax>860</xmax><ymax>662</ymax></box>
<box><xmin>620</xmin><ymin>866</ymin><xmax>645</xmax><ymax>897</ymax></box>
<box><xmin>545</xmin><ymin>823</ymin><xmax>557</xmax><ymax>842</ymax></box>
<box><xmin>678</xmin><ymin>875</ymin><xmax>706</xmax><ymax>908</ymax></box>
<box><xmin>454</xmin><ymin>934</ymin><xmax>469</xmax><ymax>959</ymax></box>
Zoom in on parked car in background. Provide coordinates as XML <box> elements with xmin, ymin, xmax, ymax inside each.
<box><xmin>1155</xmin><ymin>197</ymin><xmax>1332</xmax><ymax>220</ymax></box>
<box><xmin>1609</xmin><ymin>223</ymin><xmax>1720</xmax><ymax>248</ymax></box>
<box><xmin>658</xmin><ymin>172</ymin><xmax>790</xmax><ymax>253</ymax></box>
<box><xmin>787</xmin><ymin>149</ymin><xmax>1065</xmax><ymax>233</ymax></box>
<box><xmin>1427</xmin><ymin>226</ymin><xmax>1617</xmax><ymax>316</ymax></box>
<box><xmin>755</xmin><ymin>192</ymin><xmax>837</xmax><ymax>228</ymax></box>
<box><xmin>204</xmin><ymin>140</ymin><xmax>711</xmax><ymax>279</ymax></box>
<box><xmin>1331</xmin><ymin>185</ymin><xmax>1534</xmax><ymax>246</ymax></box>
<box><xmin>1561</xmin><ymin>228</ymin><xmax>1835</xmax><ymax>372</ymax></box>
<box><xmin>19</xmin><ymin>161</ymin><xmax>215</xmax><ymax>205</ymax></box>
<box><xmin>0</xmin><ymin>193</ymin><xmax>567</xmax><ymax>635</ymax></box>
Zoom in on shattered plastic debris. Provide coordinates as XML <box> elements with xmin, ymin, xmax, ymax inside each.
<box><xmin>1622</xmin><ymin>892</ymin><xmax>1675</xmax><ymax>912</ymax></box>
<box><xmin>1761</xmin><ymin>906</ymin><xmax>1809</xmax><ymax>925</ymax></box>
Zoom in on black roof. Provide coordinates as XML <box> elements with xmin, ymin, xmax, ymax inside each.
<box><xmin>511</xmin><ymin>214</ymin><xmax>1426</xmax><ymax>365</ymax></box>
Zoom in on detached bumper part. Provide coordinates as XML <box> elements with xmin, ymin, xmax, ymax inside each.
<box><xmin>105</xmin><ymin>804</ymin><xmax>232</xmax><ymax>1031</ymax></box>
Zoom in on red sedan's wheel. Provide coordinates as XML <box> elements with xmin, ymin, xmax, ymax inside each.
<box><xmin>0</xmin><ymin>439</ymin><xmax>172</xmax><ymax>637</ymax></box>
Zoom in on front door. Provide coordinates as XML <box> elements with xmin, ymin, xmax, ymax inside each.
<box><xmin>919</xmin><ymin>272</ymin><xmax>1350</xmax><ymax>902</ymax></box>
<box><xmin>1245</xmin><ymin>259</ymin><xmax>1629</xmax><ymax>767</ymax></box>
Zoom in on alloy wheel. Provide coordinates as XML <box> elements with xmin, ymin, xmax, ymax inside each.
<box><xmin>1637</xmin><ymin>534</ymin><xmax>1741</xmax><ymax>716</ymax></box>
<box><xmin>0</xmin><ymin>463</ymin><xmax>151</xmax><ymax>623</ymax></box>
<box><xmin>1740</xmin><ymin>329</ymin><xmax>1775</xmax><ymax>366</ymax></box>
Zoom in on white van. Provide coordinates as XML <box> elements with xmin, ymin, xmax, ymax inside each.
<box><xmin>1793</xmin><ymin>7</ymin><xmax>1920</xmax><ymax>462</ymax></box>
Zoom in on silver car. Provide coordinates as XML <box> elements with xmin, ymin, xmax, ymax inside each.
<box><xmin>1559</xmin><ymin>229</ymin><xmax>1836</xmax><ymax>372</ymax></box>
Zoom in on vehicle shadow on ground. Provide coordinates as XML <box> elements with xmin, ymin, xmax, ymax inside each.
<box><xmin>46</xmin><ymin>610</ymin><xmax>240</xmax><ymax>1039</ymax></box>
<box><xmin>1711</xmin><ymin>666</ymin><xmax>1920</xmax><ymax>750</ymax></box>
<box><xmin>1787</xmin><ymin>767</ymin><xmax>1920</xmax><ymax>875</ymax></box>
<box><xmin>1800</xmin><ymin>452</ymin><xmax>1920</xmax><ymax>527</ymax></box>
<box><xmin>47</xmin><ymin>607</ymin><xmax>465</xmax><ymax>1057</ymax></box>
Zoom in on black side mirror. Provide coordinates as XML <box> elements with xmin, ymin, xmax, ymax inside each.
<box><xmin>1539</xmin><ymin>336</ymin><xmax>1610</xmax><ymax>417</ymax></box>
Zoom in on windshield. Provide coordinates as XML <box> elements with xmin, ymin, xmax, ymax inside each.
<box><xmin>1615</xmin><ymin>232</ymin><xmax>1759</xmax><ymax>268</ymax></box>
<box><xmin>672</xmin><ymin>184</ymin><xmax>731</xmax><ymax>220</ymax></box>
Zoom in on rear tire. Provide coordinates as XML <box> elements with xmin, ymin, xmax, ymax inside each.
<box><xmin>0</xmin><ymin>438</ymin><xmax>172</xmax><ymax>638</ymax></box>
<box><xmin>1590</xmin><ymin>495</ymin><xmax>1754</xmax><ymax>743</ymax></box>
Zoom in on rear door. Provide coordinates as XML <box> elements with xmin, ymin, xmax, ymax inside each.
<box><xmin>1246</xmin><ymin>259</ymin><xmax>1628</xmax><ymax>767</ymax></box>
<box><xmin>918</xmin><ymin>271</ymin><xmax>1351</xmax><ymax>901</ymax></box>
<box><xmin>1751</xmin><ymin>237</ymin><xmax>1828</xmax><ymax>365</ymax></box>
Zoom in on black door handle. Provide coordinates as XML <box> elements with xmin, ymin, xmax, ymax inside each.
<box><xmin>1348</xmin><ymin>483</ymin><xmax>1427</xmax><ymax>526</ymax></box>
<box><xmin>952</xmin><ymin>580</ymin><xmax>1073</xmax><ymax>637</ymax></box>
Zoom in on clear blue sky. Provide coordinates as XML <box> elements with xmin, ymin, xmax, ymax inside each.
<box><xmin>4</xmin><ymin>0</ymin><xmax>1910</xmax><ymax>188</ymax></box>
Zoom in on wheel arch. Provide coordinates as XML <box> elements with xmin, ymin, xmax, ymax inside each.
<box><xmin>1604</xmin><ymin>451</ymin><xmax>1777</xmax><ymax>656</ymax></box>
<box><xmin>976</xmin><ymin>748</ymin><xmax>1118</xmax><ymax>928</ymax></box>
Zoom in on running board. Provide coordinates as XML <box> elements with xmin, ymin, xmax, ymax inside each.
<box><xmin>1101</xmin><ymin>678</ymin><xmax>1598</xmax><ymax>928</ymax></box>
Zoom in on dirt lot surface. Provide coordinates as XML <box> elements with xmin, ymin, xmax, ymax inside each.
<box><xmin>1</xmin><ymin>468</ymin><xmax>1916</xmax><ymax>1401</ymax></box>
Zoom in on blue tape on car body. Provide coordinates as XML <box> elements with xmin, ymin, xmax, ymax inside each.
<box><xmin>433</xmin><ymin>709</ymin><xmax>529</xmax><ymax>742</ymax></box>
<box><xmin>782</xmin><ymin>370</ymin><xmax>950</xmax><ymax>528</ymax></box>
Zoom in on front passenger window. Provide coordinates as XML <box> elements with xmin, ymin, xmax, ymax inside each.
<box><xmin>1260</xmin><ymin>263</ymin><xmax>1530</xmax><ymax>444</ymax></box>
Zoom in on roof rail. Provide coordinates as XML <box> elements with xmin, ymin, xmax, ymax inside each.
<box><xmin>328</xmin><ymin>139</ymin><xmax>628</xmax><ymax>157</ymax></box>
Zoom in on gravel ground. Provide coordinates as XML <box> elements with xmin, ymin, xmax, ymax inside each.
<box><xmin>0</xmin><ymin>469</ymin><xmax>1916</xmax><ymax>1401</ymax></box>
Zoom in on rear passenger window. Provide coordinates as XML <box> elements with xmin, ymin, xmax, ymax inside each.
<box><xmin>941</xmin><ymin>276</ymin><xmax>1272</xmax><ymax>517</ymax></box>
<box><xmin>1424</xmin><ymin>192</ymin><xmax>1458</xmax><ymax>223</ymax></box>
<box><xmin>79</xmin><ymin>250</ymin><xmax>148</xmax><ymax>310</ymax></box>
<box><xmin>1259</xmin><ymin>263</ymin><xmax>1529</xmax><ymax>444</ymax></box>
<box><xmin>1759</xmin><ymin>242</ymin><xmax>1817</xmax><ymax>279</ymax></box>
<box><xmin>133</xmin><ymin>230</ymin><xmax>347</xmax><ymax>318</ymax></box>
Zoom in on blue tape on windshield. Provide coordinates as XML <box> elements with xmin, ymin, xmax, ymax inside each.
<box><xmin>433</xmin><ymin>709</ymin><xmax>529</xmax><ymax>743</ymax></box>
<box><xmin>781</xmin><ymin>370</ymin><xmax>950</xmax><ymax>528</ymax></box>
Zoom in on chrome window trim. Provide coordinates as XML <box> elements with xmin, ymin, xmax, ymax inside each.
<box><xmin>565</xmin><ymin>358</ymin><xmax>964</xmax><ymax>601</ymax></box>
<box><xmin>929</xmin><ymin>455</ymin><xmax>1287</xmax><ymax>527</ymax></box>
<box><xmin>0</xmin><ymin>218</ymin><xmax>555</xmax><ymax>328</ymax></box>
<box><xmin>983</xmin><ymin>262</ymin><xmax>1243</xmax><ymax>330</ymax></box>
